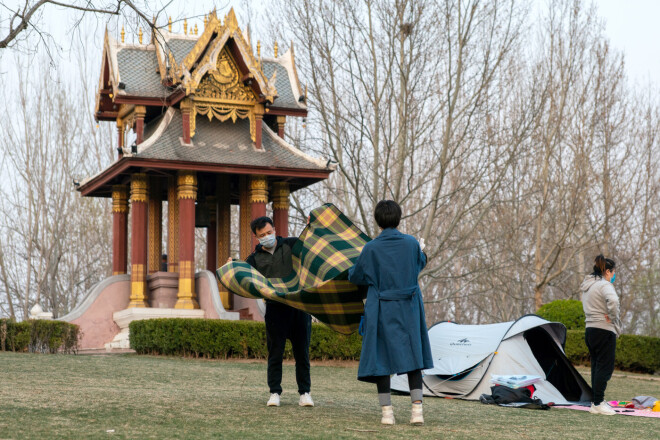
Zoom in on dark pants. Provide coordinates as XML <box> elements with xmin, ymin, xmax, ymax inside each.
<box><xmin>585</xmin><ymin>327</ymin><xmax>616</xmax><ymax>405</ymax></box>
<box><xmin>375</xmin><ymin>370</ymin><xmax>423</xmax><ymax>403</ymax></box>
<box><xmin>265</xmin><ymin>301</ymin><xmax>312</xmax><ymax>395</ymax></box>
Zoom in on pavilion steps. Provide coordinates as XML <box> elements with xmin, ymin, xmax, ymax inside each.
<box><xmin>237</xmin><ymin>307</ymin><xmax>254</xmax><ymax>320</ymax></box>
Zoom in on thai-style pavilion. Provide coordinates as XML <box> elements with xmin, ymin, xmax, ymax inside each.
<box><xmin>66</xmin><ymin>9</ymin><xmax>335</xmax><ymax>349</ymax></box>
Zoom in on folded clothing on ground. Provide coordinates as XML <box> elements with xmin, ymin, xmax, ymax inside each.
<box><xmin>490</xmin><ymin>374</ymin><xmax>542</xmax><ymax>389</ymax></box>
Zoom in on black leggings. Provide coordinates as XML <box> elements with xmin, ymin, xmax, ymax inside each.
<box><xmin>585</xmin><ymin>327</ymin><xmax>616</xmax><ymax>405</ymax></box>
<box><xmin>376</xmin><ymin>370</ymin><xmax>423</xmax><ymax>404</ymax></box>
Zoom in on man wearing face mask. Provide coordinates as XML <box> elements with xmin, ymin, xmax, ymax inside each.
<box><xmin>242</xmin><ymin>216</ymin><xmax>313</xmax><ymax>408</ymax></box>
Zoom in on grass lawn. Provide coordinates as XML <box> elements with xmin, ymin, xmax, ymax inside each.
<box><xmin>0</xmin><ymin>352</ymin><xmax>658</xmax><ymax>439</ymax></box>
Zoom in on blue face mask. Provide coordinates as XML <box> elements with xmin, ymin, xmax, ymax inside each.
<box><xmin>259</xmin><ymin>233</ymin><xmax>277</xmax><ymax>249</ymax></box>
<box><xmin>611</xmin><ymin>273</ymin><xmax>616</xmax><ymax>283</ymax></box>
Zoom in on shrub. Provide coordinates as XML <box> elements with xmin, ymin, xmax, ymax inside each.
<box><xmin>130</xmin><ymin>318</ymin><xmax>362</xmax><ymax>360</ymax></box>
<box><xmin>0</xmin><ymin>318</ymin><xmax>79</xmax><ymax>354</ymax></box>
<box><xmin>565</xmin><ymin>329</ymin><xmax>660</xmax><ymax>374</ymax></box>
<box><xmin>537</xmin><ymin>299</ymin><xmax>585</xmax><ymax>330</ymax></box>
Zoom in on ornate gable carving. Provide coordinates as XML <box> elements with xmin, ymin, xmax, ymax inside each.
<box><xmin>189</xmin><ymin>46</ymin><xmax>259</xmax><ymax>141</ymax></box>
<box><xmin>195</xmin><ymin>47</ymin><xmax>257</xmax><ymax>103</ymax></box>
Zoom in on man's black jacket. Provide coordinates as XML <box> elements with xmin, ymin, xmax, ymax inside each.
<box><xmin>245</xmin><ymin>236</ymin><xmax>298</xmax><ymax>278</ymax></box>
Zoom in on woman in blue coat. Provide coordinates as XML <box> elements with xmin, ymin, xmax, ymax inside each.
<box><xmin>348</xmin><ymin>200</ymin><xmax>433</xmax><ymax>425</ymax></box>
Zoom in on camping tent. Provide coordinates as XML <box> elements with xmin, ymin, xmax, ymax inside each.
<box><xmin>391</xmin><ymin>315</ymin><xmax>592</xmax><ymax>405</ymax></box>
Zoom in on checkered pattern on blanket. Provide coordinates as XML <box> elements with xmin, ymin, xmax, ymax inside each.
<box><xmin>216</xmin><ymin>203</ymin><xmax>370</xmax><ymax>334</ymax></box>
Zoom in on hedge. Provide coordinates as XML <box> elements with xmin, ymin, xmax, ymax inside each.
<box><xmin>129</xmin><ymin>318</ymin><xmax>363</xmax><ymax>360</ymax></box>
<box><xmin>537</xmin><ymin>299</ymin><xmax>585</xmax><ymax>330</ymax></box>
<box><xmin>130</xmin><ymin>318</ymin><xmax>659</xmax><ymax>374</ymax></box>
<box><xmin>0</xmin><ymin>318</ymin><xmax>80</xmax><ymax>354</ymax></box>
<box><xmin>565</xmin><ymin>330</ymin><xmax>660</xmax><ymax>374</ymax></box>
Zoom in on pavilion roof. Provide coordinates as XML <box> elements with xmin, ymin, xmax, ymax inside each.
<box><xmin>135</xmin><ymin>107</ymin><xmax>329</xmax><ymax>171</ymax></box>
<box><xmin>96</xmin><ymin>9</ymin><xmax>307</xmax><ymax>116</ymax></box>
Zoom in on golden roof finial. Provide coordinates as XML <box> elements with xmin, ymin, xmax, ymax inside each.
<box><xmin>194</xmin><ymin>23</ymin><xmax>198</xmax><ymax>35</ymax></box>
<box><xmin>121</xmin><ymin>25</ymin><xmax>125</xmax><ymax>43</ymax></box>
<box><xmin>257</xmin><ymin>40</ymin><xmax>261</xmax><ymax>58</ymax></box>
<box><xmin>225</xmin><ymin>8</ymin><xmax>238</xmax><ymax>32</ymax></box>
<box><xmin>274</xmin><ymin>40</ymin><xmax>278</xmax><ymax>58</ymax></box>
<box><xmin>204</xmin><ymin>15</ymin><xmax>208</xmax><ymax>29</ymax></box>
<box><xmin>183</xmin><ymin>18</ymin><xmax>188</xmax><ymax>35</ymax></box>
<box><xmin>168</xmin><ymin>16</ymin><xmax>172</xmax><ymax>32</ymax></box>
<box><xmin>138</xmin><ymin>27</ymin><xmax>143</xmax><ymax>44</ymax></box>
<box><xmin>305</xmin><ymin>84</ymin><xmax>308</xmax><ymax>101</ymax></box>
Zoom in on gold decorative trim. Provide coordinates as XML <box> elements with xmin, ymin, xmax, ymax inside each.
<box><xmin>167</xmin><ymin>177</ymin><xmax>179</xmax><ymax>272</ymax></box>
<box><xmin>130</xmin><ymin>173</ymin><xmax>148</xmax><ymax>203</ymax></box>
<box><xmin>177</xmin><ymin>171</ymin><xmax>197</xmax><ymax>200</ymax></box>
<box><xmin>271</xmin><ymin>182</ymin><xmax>290</xmax><ymax>210</ymax></box>
<box><xmin>239</xmin><ymin>176</ymin><xmax>251</xmax><ymax>260</ymax></box>
<box><xmin>175</xmin><ymin>260</ymin><xmax>199</xmax><ymax>309</ymax></box>
<box><xmin>182</xmin><ymin>8</ymin><xmax>273</xmax><ymax>100</ymax></box>
<box><xmin>191</xmin><ymin>104</ymin><xmax>255</xmax><ymax>141</ymax></box>
<box><xmin>186</xmin><ymin>46</ymin><xmax>259</xmax><ymax>140</ymax></box>
<box><xmin>206</xmin><ymin>196</ymin><xmax>217</xmax><ymax>223</ymax></box>
<box><xmin>249</xmin><ymin>175</ymin><xmax>268</xmax><ymax>204</ymax></box>
<box><xmin>182</xmin><ymin>13</ymin><xmax>220</xmax><ymax>72</ymax></box>
<box><xmin>148</xmin><ymin>179</ymin><xmax>162</xmax><ymax>273</ymax></box>
<box><xmin>129</xmin><ymin>263</ymin><xmax>148</xmax><ymax>308</ymax></box>
<box><xmin>112</xmin><ymin>185</ymin><xmax>129</xmax><ymax>213</ymax></box>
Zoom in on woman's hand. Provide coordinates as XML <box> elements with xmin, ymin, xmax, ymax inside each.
<box><xmin>226</xmin><ymin>257</ymin><xmax>233</xmax><ymax>264</ymax></box>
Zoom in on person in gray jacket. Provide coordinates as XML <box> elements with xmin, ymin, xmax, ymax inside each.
<box><xmin>580</xmin><ymin>254</ymin><xmax>620</xmax><ymax>416</ymax></box>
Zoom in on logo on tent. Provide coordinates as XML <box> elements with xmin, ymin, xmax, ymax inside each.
<box><xmin>450</xmin><ymin>338</ymin><xmax>471</xmax><ymax>346</ymax></box>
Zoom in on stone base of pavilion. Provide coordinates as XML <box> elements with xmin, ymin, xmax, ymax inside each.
<box><xmin>59</xmin><ymin>270</ymin><xmax>261</xmax><ymax>350</ymax></box>
<box><xmin>105</xmin><ymin>307</ymin><xmax>207</xmax><ymax>350</ymax></box>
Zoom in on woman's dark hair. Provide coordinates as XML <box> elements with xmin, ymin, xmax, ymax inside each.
<box><xmin>374</xmin><ymin>200</ymin><xmax>402</xmax><ymax>229</ymax></box>
<box><xmin>592</xmin><ymin>254</ymin><xmax>616</xmax><ymax>278</ymax></box>
<box><xmin>250</xmin><ymin>216</ymin><xmax>273</xmax><ymax>234</ymax></box>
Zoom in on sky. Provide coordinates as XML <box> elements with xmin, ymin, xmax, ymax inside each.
<box><xmin>595</xmin><ymin>0</ymin><xmax>660</xmax><ymax>86</ymax></box>
<box><xmin>1</xmin><ymin>0</ymin><xmax>658</xmax><ymax>86</ymax></box>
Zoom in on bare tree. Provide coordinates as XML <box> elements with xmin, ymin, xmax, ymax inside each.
<box><xmin>0</xmin><ymin>47</ymin><xmax>114</xmax><ymax>319</ymax></box>
<box><xmin>0</xmin><ymin>0</ymin><xmax>164</xmax><ymax>51</ymax></box>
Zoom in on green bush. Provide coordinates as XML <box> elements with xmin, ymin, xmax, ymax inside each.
<box><xmin>537</xmin><ymin>299</ymin><xmax>585</xmax><ymax>330</ymax></box>
<box><xmin>130</xmin><ymin>318</ymin><xmax>362</xmax><ymax>360</ymax></box>
<box><xmin>565</xmin><ymin>329</ymin><xmax>660</xmax><ymax>374</ymax></box>
<box><xmin>0</xmin><ymin>318</ymin><xmax>79</xmax><ymax>354</ymax></box>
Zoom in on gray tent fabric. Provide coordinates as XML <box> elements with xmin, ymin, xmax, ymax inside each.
<box><xmin>391</xmin><ymin>315</ymin><xmax>592</xmax><ymax>405</ymax></box>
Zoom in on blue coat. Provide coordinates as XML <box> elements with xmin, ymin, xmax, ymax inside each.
<box><xmin>348</xmin><ymin>228</ymin><xmax>433</xmax><ymax>382</ymax></box>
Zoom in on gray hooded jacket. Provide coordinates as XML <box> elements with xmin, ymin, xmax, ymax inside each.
<box><xmin>580</xmin><ymin>274</ymin><xmax>621</xmax><ymax>337</ymax></box>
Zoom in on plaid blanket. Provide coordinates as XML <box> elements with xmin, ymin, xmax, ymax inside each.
<box><xmin>216</xmin><ymin>203</ymin><xmax>370</xmax><ymax>334</ymax></box>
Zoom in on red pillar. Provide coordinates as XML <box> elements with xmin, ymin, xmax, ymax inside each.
<box><xmin>272</xmin><ymin>182</ymin><xmax>290</xmax><ymax>237</ymax></box>
<box><xmin>135</xmin><ymin>106</ymin><xmax>146</xmax><ymax>145</ymax></box>
<box><xmin>181</xmin><ymin>99</ymin><xmax>192</xmax><ymax>144</ymax></box>
<box><xmin>276</xmin><ymin>116</ymin><xmax>286</xmax><ymax>139</ymax></box>
<box><xmin>255</xmin><ymin>117</ymin><xmax>263</xmax><ymax>149</ymax></box>
<box><xmin>129</xmin><ymin>173</ymin><xmax>149</xmax><ymax>308</ymax></box>
<box><xmin>111</xmin><ymin>185</ymin><xmax>129</xmax><ymax>275</ymax></box>
<box><xmin>249</xmin><ymin>175</ymin><xmax>268</xmax><ymax>249</ymax></box>
<box><xmin>116</xmin><ymin>120</ymin><xmax>124</xmax><ymax>159</ymax></box>
<box><xmin>175</xmin><ymin>170</ymin><xmax>198</xmax><ymax>309</ymax></box>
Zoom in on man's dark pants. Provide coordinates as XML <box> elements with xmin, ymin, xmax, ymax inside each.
<box><xmin>585</xmin><ymin>327</ymin><xmax>616</xmax><ymax>405</ymax></box>
<box><xmin>265</xmin><ymin>301</ymin><xmax>312</xmax><ymax>395</ymax></box>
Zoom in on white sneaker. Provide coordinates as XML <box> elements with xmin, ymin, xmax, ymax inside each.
<box><xmin>381</xmin><ymin>405</ymin><xmax>395</xmax><ymax>425</ymax></box>
<box><xmin>410</xmin><ymin>403</ymin><xmax>424</xmax><ymax>425</ymax></box>
<box><xmin>589</xmin><ymin>402</ymin><xmax>616</xmax><ymax>415</ymax></box>
<box><xmin>299</xmin><ymin>392</ymin><xmax>314</xmax><ymax>407</ymax></box>
<box><xmin>267</xmin><ymin>393</ymin><xmax>280</xmax><ymax>407</ymax></box>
